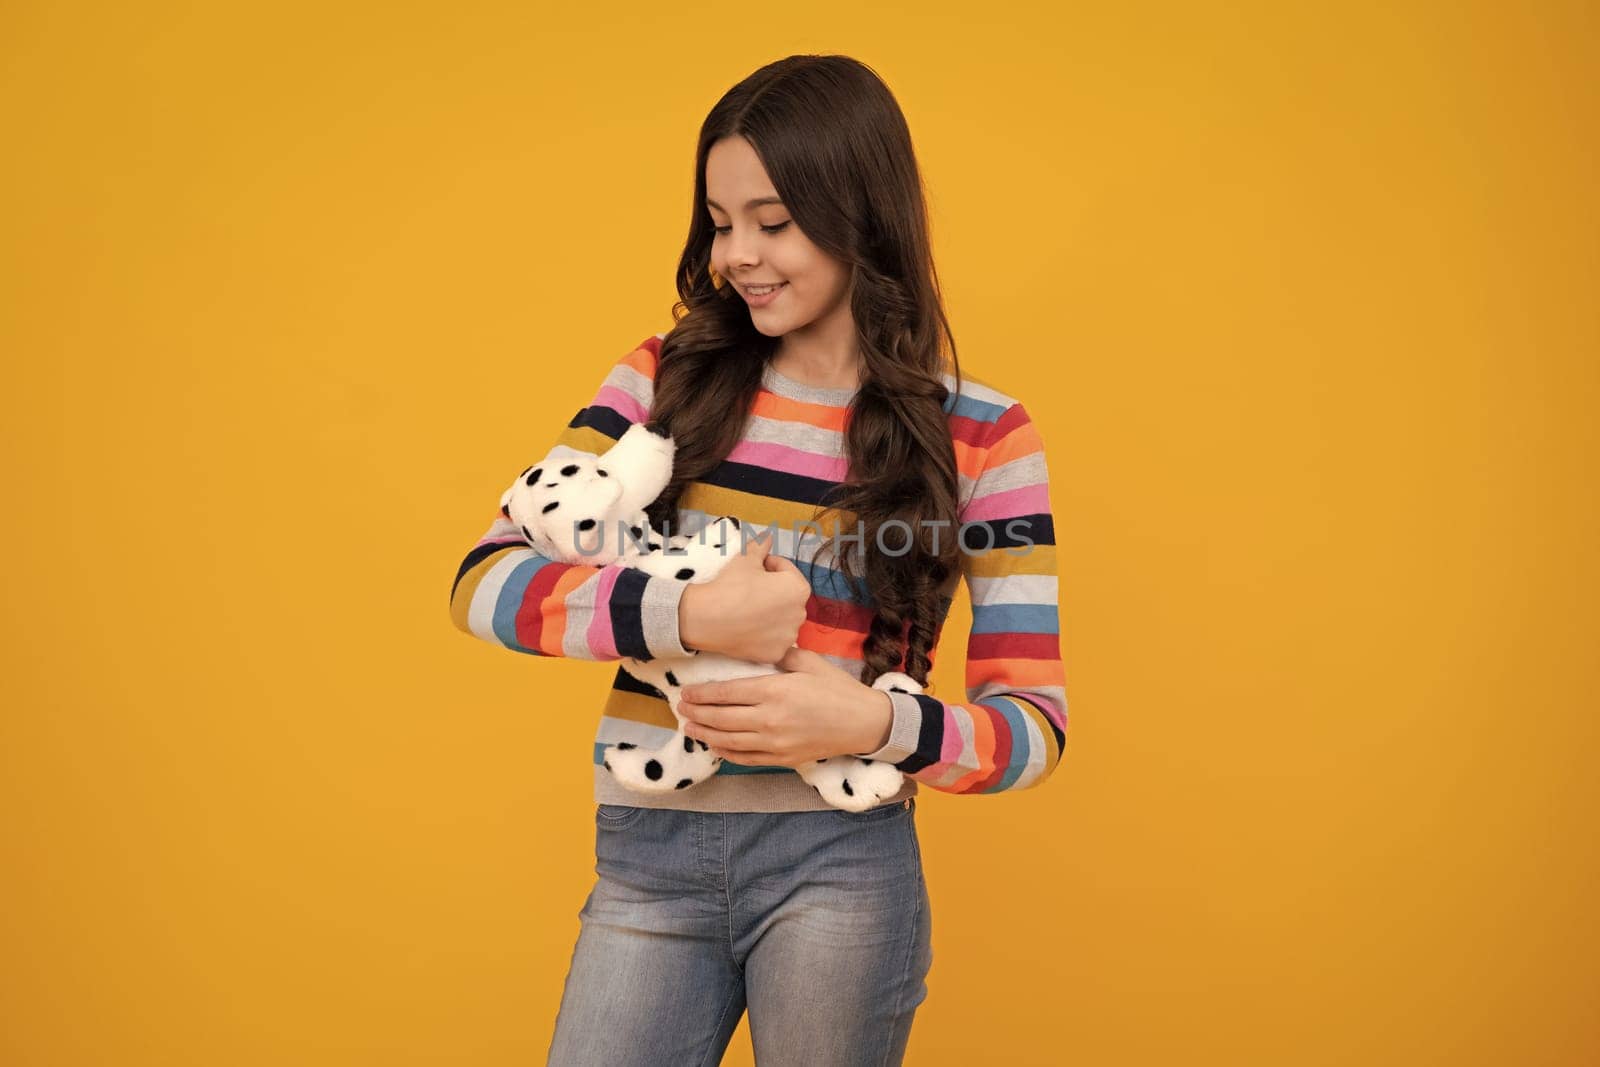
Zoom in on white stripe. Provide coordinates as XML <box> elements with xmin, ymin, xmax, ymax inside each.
<box><xmin>966</xmin><ymin>573</ymin><xmax>1057</xmax><ymax>605</ymax></box>
<box><xmin>599</xmin><ymin>362</ymin><xmax>654</xmax><ymax>409</ymax></box>
<box><xmin>596</xmin><ymin>714</ymin><xmax>679</xmax><ymax>747</ymax></box>
<box><xmin>1009</xmin><ymin>700</ymin><xmax>1048</xmax><ymax>790</ymax></box>
<box><xmin>561</xmin><ymin>580</ymin><xmax>600</xmax><ymax>658</ymax></box>
<box><xmin>940</xmin><ymin>371</ymin><xmax>1017</xmax><ymax>410</ymax></box>
<box><xmin>467</xmin><ymin>549</ymin><xmax>534</xmax><ymax>644</ymax></box>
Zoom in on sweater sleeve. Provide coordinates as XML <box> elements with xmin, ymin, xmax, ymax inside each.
<box><xmin>853</xmin><ymin>401</ymin><xmax>1069</xmax><ymax>793</ymax></box>
<box><xmin>447</xmin><ymin>335</ymin><xmax>693</xmax><ymax>662</ymax></box>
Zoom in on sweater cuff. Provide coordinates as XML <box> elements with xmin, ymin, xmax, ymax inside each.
<box><xmin>639</xmin><ymin>574</ymin><xmax>692</xmax><ymax>660</ymax></box>
<box><xmin>854</xmin><ymin>689</ymin><xmax>925</xmax><ymax>764</ymax></box>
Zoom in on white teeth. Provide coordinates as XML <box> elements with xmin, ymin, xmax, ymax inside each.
<box><xmin>747</xmin><ymin>283</ymin><xmax>784</xmax><ymax>295</ymax></box>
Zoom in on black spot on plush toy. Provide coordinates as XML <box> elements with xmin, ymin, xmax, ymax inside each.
<box><xmin>500</xmin><ymin>421</ymin><xmax>920</xmax><ymax>812</ymax></box>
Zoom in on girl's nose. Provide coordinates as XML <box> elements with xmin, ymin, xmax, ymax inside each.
<box><xmin>724</xmin><ymin>229</ymin><xmax>759</xmax><ymax>268</ymax></box>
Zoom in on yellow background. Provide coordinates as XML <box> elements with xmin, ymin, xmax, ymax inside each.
<box><xmin>3</xmin><ymin>1</ymin><xmax>1594</xmax><ymax>1063</ymax></box>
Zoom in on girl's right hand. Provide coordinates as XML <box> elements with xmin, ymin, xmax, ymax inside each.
<box><xmin>678</xmin><ymin>532</ymin><xmax>811</xmax><ymax>663</ymax></box>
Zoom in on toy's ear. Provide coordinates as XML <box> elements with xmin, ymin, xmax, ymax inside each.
<box><xmin>500</xmin><ymin>459</ymin><xmax>554</xmax><ymax>551</ymax></box>
<box><xmin>502</xmin><ymin>461</ymin><xmax>543</xmax><ymax>513</ymax></box>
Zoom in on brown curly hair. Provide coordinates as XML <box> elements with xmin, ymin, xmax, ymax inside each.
<box><xmin>645</xmin><ymin>54</ymin><xmax>965</xmax><ymax>688</ymax></box>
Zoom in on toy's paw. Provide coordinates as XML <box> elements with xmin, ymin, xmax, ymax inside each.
<box><xmin>869</xmin><ymin>671</ymin><xmax>922</xmax><ymax>696</ymax></box>
<box><xmin>601</xmin><ymin>732</ymin><xmax>723</xmax><ymax>793</ymax></box>
<box><xmin>501</xmin><ymin>448</ymin><xmax>630</xmax><ymax>561</ymax></box>
<box><xmin>798</xmin><ymin>756</ymin><xmax>905</xmax><ymax>813</ymax></box>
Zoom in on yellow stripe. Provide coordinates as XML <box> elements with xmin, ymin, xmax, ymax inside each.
<box><xmin>964</xmin><ymin>543</ymin><xmax>1057</xmax><ymax>578</ymax></box>
<box><xmin>602</xmin><ymin>687</ymin><xmax>676</xmax><ymax>730</ymax></box>
<box><xmin>449</xmin><ymin>542</ymin><xmax>524</xmax><ymax>632</ymax></box>
<box><xmin>677</xmin><ymin>484</ymin><xmax>861</xmax><ymax>540</ymax></box>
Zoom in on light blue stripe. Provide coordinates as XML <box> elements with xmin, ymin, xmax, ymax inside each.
<box><xmin>792</xmin><ymin>557</ymin><xmax>955</xmax><ymax>617</ymax></box>
<box><xmin>984</xmin><ymin>697</ymin><xmax>1033</xmax><ymax>792</ymax></box>
<box><xmin>793</xmin><ymin>557</ymin><xmax>869</xmax><ymax>605</ymax></box>
<box><xmin>943</xmin><ymin>391</ymin><xmax>1008</xmax><ymax>423</ymax></box>
<box><xmin>971</xmin><ymin>603</ymin><xmax>1059</xmax><ymax>634</ymax></box>
<box><xmin>492</xmin><ymin>555</ymin><xmax>557</xmax><ymax>651</ymax></box>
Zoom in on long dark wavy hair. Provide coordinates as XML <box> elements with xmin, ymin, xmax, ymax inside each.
<box><xmin>645</xmin><ymin>54</ymin><xmax>964</xmax><ymax>687</ymax></box>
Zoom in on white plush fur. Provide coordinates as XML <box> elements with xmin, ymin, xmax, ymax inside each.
<box><xmin>501</xmin><ymin>421</ymin><xmax>916</xmax><ymax>812</ymax></box>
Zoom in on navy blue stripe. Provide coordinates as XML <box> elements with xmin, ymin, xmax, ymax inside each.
<box><xmin>697</xmin><ymin>459</ymin><xmax>844</xmax><ymax>508</ymax></box>
<box><xmin>571</xmin><ymin>404</ymin><xmax>630</xmax><ymax>441</ymax></box>
<box><xmin>612</xmin><ymin>664</ymin><xmax>665</xmax><ymax>699</ymax></box>
<box><xmin>606</xmin><ymin>567</ymin><xmax>654</xmax><ymax>660</ymax></box>
<box><xmin>893</xmin><ymin>693</ymin><xmax>948</xmax><ymax>775</ymax></box>
<box><xmin>451</xmin><ymin>540</ymin><xmax>519</xmax><ymax>602</ymax></box>
<box><xmin>959</xmin><ymin>512</ymin><xmax>1055</xmax><ymax>551</ymax></box>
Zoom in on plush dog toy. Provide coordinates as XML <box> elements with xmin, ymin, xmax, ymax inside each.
<box><xmin>500</xmin><ymin>420</ymin><xmax>918</xmax><ymax>812</ymax></box>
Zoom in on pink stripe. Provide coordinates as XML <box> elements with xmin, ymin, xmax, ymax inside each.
<box><xmin>591</xmin><ymin>385</ymin><xmax>649</xmax><ymax>425</ymax></box>
<box><xmin>728</xmin><ymin>440</ymin><xmax>848</xmax><ymax>481</ymax></box>
<box><xmin>585</xmin><ymin>566</ymin><xmax>622</xmax><ymax>657</ymax></box>
<box><xmin>940</xmin><ymin>705</ymin><xmax>969</xmax><ymax>765</ymax></box>
<box><xmin>962</xmin><ymin>483</ymin><xmax>1049</xmax><ymax>522</ymax></box>
<box><xmin>1018</xmin><ymin>692</ymin><xmax>1068</xmax><ymax>734</ymax></box>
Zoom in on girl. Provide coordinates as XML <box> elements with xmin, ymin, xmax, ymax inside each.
<box><xmin>449</xmin><ymin>53</ymin><xmax>1067</xmax><ymax>1067</ymax></box>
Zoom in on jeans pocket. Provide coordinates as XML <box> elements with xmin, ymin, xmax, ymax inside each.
<box><xmin>596</xmin><ymin>803</ymin><xmax>646</xmax><ymax>830</ymax></box>
<box><xmin>827</xmin><ymin>796</ymin><xmax>914</xmax><ymax>823</ymax></box>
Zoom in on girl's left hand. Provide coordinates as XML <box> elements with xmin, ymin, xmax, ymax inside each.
<box><xmin>676</xmin><ymin>647</ymin><xmax>894</xmax><ymax>767</ymax></box>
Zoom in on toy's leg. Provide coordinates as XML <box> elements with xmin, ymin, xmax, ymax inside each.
<box><xmin>601</xmin><ymin>725</ymin><xmax>724</xmax><ymax>794</ymax></box>
<box><xmin>795</xmin><ymin>671</ymin><xmax>919</xmax><ymax>812</ymax></box>
<box><xmin>600</xmin><ymin>666</ymin><xmax>724</xmax><ymax>793</ymax></box>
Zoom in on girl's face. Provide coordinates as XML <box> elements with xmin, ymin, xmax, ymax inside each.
<box><xmin>704</xmin><ymin>135</ymin><xmax>852</xmax><ymax>341</ymax></box>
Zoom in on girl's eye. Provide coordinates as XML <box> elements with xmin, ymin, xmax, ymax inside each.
<box><xmin>711</xmin><ymin>221</ymin><xmax>791</xmax><ymax>236</ymax></box>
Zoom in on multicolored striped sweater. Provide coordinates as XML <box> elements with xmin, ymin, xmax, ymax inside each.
<box><xmin>449</xmin><ymin>332</ymin><xmax>1068</xmax><ymax>812</ymax></box>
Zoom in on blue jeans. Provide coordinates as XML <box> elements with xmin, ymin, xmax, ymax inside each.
<box><xmin>547</xmin><ymin>798</ymin><xmax>933</xmax><ymax>1066</ymax></box>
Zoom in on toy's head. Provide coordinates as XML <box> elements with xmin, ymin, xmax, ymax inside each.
<box><xmin>500</xmin><ymin>421</ymin><xmax>676</xmax><ymax>565</ymax></box>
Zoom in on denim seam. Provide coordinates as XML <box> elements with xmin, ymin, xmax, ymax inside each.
<box><xmin>878</xmin><ymin>810</ymin><xmax>924</xmax><ymax>1067</ymax></box>
<box><xmin>721</xmin><ymin>813</ymin><xmax>744</xmax><ymax>975</ymax></box>
<box><xmin>696</xmin><ymin>977</ymin><xmax>745</xmax><ymax>1067</ymax></box>
<box><xmin>596</xmin><ymin>804</ymin><xmax>641</xmax><ymax>829</ymax></box>
<box><xmin>695</xmin><ymin>812</ymin><xmax>704</xmax><ymax>885</ymax></box>
<box><xmin>827</xmin><ymin>798</ymin><xmax>911</xmax><ymax>824</ymax></box>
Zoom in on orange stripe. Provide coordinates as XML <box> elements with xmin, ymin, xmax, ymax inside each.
<box><xmin>953</xmin><ymin>437</ymin><xmax>986</xmax><ymax>481</ymax></box>
<box><xmin>797</xmin><ymin>620</ymin><xmax>867</xmax><ymax>660</ymax></box>
<box><xmin>750</xmin><ymin>389</ymin><xmax>850</xmax><ymax>431</ymax></box>
<box><xmin>947</xmin><ymin>702</ymin><xmax>999</xmax><ymax>792</ymax></box>
<box><xmin>985</xmin><ymin>420</ymin><xmax>1044</xmax><ymax>470</ymax></box>
<box><xmin>540</xmin><ymin>566</ymin><xmax>593</xmax><ymax>655</ymax></box>
<box><xmin>966</xmin><ymin>658</ymin><xmax>1066</xmax><ymax>689</ymax></box>
<box><xmin>618</xmin><ymin>343</ymin><xmax>659</xmax><ymax>380</ymax></box>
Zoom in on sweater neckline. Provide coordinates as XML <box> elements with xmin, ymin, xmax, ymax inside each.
<box><xmin>760</xmin><ymin>360</ymin><xmax>859</xmax><ymax>407</ymax></box>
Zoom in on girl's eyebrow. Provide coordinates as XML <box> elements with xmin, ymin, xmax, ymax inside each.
<box><xmin>705</xmin><ymin>196</ymin><xmax>785</xmax><ymax>211</ymax></box>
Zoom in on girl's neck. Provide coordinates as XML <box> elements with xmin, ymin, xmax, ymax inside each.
<box><xmin>770</xmin><ymin>337</ymin><xmax>864</xmax><ymax>392</ymax></box>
